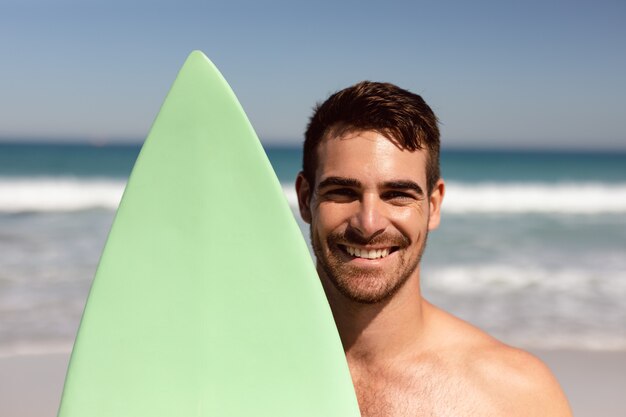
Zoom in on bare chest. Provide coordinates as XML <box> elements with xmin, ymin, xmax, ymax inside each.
<box><xmin>351</xmin><ymin>363</ymin><xmax>502</xmax><ymax>417</ymax></box>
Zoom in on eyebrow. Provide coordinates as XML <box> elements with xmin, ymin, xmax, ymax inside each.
<box><xmin>382</xmin><ymin>180</ymin><xmax>424</xmax><ymax>197</ymax></box>
<box><xmin>318</xmin><ymin>176</ymin><xmax>361</xmax><ymax>189</ymax></box>
<box><xmin>317</xmin><ymin>176</ymin><xmax>424</xmax><ymax>196</ymax></box>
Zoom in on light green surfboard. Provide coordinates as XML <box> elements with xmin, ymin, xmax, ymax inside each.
<box><xmin>57</xmin><ymin>51</ymin><xmax>360</xmax><ymax>417</ymax></box>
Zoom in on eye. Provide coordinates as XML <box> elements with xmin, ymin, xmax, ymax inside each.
<box><xmin>322</xmin><ymin>188</ymin><xmax>358</xmax><ymax>201</ymax></box>
<box><xmin>382</xmin><ymin>191</ymin><xmax>416</xmax><ymax>204</ymax></box>
<box><xmin>329</xmin><ymin>188</ymin><xmax>356</xmax><ymax>196</ymax></box>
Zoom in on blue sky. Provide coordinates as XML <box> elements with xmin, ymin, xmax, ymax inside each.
<box><xmin>1</xmin><ymin>0</ymin><xmax>625</xmax><ymax>149</ymax></box>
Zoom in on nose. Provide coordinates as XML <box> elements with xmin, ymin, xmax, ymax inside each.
<box><xmin>349</xmin><ymin>192</ymin><xmax>390</xmax><ymax>239</ymax></box>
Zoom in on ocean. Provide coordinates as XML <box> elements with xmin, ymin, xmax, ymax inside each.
<box><xmin>1</xmin><ymin>142</ymin><xmax>625</xmax><ymax>356</ymax></box>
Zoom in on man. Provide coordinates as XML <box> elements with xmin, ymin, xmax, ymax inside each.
<box><xmin>295</xmin><ymin>81</ymin><xmax>572</xmax><ymax>417</ymax></box>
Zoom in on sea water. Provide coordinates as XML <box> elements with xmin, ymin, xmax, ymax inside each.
<box><xmin>1</xmin><ymin>142</ymin><xmax>625</xmax><ymax>355</ymax></box>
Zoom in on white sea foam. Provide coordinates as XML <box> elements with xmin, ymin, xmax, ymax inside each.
<box><xmin>421</xmin><ymin>264</ymin><xmax>626</xmax><ymax>350</ymax></box>
<box><xmin>442</xmin><ymin>182</ymin><xmax>626</xmax><ymax>214</ymax></box>
<box><xmin>0</xmin><ymin>177</ymin><xmax>125</xmax><ymax>212</ymax></box>
<box><xmin>3</xmin><ymin>177</ymin><xmax>626</xmax><ymax>214</ymax></box>
<box><xmin>423</xmin><ymin>264</ymin><xmax>626</xmax><ymax>295</ymax></box>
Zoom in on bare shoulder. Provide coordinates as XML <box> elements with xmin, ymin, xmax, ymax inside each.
<box><xmin>425</xmin><ymin>303</ymin><xmax>573</xmax><ymax>416</ymax></box>
<box><xmin>467</xmin><ymin>343</ymin><xmax>572</xmax><ymax>416</ymax></box>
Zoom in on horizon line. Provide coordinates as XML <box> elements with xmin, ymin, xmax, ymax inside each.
<box><xmin>1</xmin><ymin>138</ymin><xmax>625</xmax><ymax>155</ymax></box>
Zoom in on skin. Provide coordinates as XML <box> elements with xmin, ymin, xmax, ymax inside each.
<box><xmin>296</xmin><ymin>130</ymin><xmax>572</xmax><ymax>417</ymax></box>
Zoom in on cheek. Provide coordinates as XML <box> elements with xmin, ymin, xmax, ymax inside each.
<box><xmin>393</xmin><ymin>205</ymin><xmax>423</xmax><ymax>224</ymax></box>
<box><xmin>316</xmin><ymin>203</ymin><xmax>351</xmax><ymax>230</ymax></box>
<box><xmin>392</xmin><ymin>208</ymin><xmax>428</xmax><ymax>239</ymax></box>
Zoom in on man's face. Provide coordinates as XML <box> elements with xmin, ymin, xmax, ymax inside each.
<box><xmin>296</xmin><ymin>130</ymin><xmax>444</xmax><ymax>304</ymax></box>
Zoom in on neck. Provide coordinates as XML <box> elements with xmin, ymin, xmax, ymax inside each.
<box><xmin>320</xmin><ymin>268</ymin><xmax>427</xmax><ymax>365</ymax></box>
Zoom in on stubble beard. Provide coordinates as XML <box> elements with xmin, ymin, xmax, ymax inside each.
<box><xmin>311</xmin><ymin>226</ymin><xmax>428</xmax><ymax>304</ymax></box>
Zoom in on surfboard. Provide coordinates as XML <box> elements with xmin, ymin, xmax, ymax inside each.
<box><xmin>57</xmin><ymin>51</ymin><xmax>361</xmax><ymax>417</ymax></box>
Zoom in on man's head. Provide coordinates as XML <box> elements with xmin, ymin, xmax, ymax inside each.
<box><xmin>296</xmin><ymin>82</ymin><xmax>444</xmax><ymax>305</ymax></box>
<box><xmin>302</xmin><ymin>81</ymin><xmax>440</xmax><ymax>197</ymax></box>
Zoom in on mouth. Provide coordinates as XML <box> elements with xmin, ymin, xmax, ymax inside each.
<box><xmin>338</xmin><ymin>244</ymin><xmax>399</xmax><ymax>260</ymax></box>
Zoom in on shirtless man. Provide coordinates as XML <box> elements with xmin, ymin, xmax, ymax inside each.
<box><xmin>295</xmin><ymin>81</ymin><xmax>572</xmax><ymax>417</ymax></box>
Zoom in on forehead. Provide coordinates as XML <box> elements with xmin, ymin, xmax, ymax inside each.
<box><xmin>315</xmin><ymin>130</ymin><xmax>428</xmax><ymax>184</ymax></box>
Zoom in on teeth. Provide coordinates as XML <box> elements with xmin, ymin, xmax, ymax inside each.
<box><xmin>344</xmin><ymin>246</ymin><xmax>392</xmax><ymax>259</ymax></box>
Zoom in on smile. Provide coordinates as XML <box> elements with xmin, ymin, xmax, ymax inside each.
<box><xmin>339</xmin><ymin>245</ymin><xmax>396</xmax><ymax>259</ymax></box>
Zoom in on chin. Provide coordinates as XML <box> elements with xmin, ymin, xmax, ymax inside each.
<box><xmin>325</xmin><ymin>268</ymin><xmax>407</xmax><ymax>305</ymax></box>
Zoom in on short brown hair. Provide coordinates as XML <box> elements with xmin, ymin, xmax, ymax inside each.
<box><xmin>303</xmin><ymin>81</ymin><xmax>440</xmax><ymax>194</ymax></box>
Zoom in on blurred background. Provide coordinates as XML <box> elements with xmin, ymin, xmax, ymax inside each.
<box><xmin>1</xmin><ymin>0</ymin><xmax>625</xmax><ymax>375</ymax></box>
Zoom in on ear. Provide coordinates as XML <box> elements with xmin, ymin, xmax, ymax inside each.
<box><xmin>427</xmin><ymin>179</ymin><xmax>445</xmax><ymax>231</ymax></box>
<box><xmin>295</xmin><ymin>172</ymin><xmax>313</xmax><ymax>224</ymax></box>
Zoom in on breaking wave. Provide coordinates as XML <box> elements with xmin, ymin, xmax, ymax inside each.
<box><xmin>2</xmin><ymin>177</ymin><xmax>626</xmax><ymax>214</ymax></box>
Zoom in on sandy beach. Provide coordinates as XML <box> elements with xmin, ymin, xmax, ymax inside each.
<box><xmin>1</xmin><ymin>349</ymin><xmax>624</xmax><ymax>417</ymax></box>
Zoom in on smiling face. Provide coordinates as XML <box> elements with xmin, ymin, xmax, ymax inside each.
<box><xmin>296</xmin><ymin>130</ymin><xmax>444</xmax><ymax>304</ymax></box>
